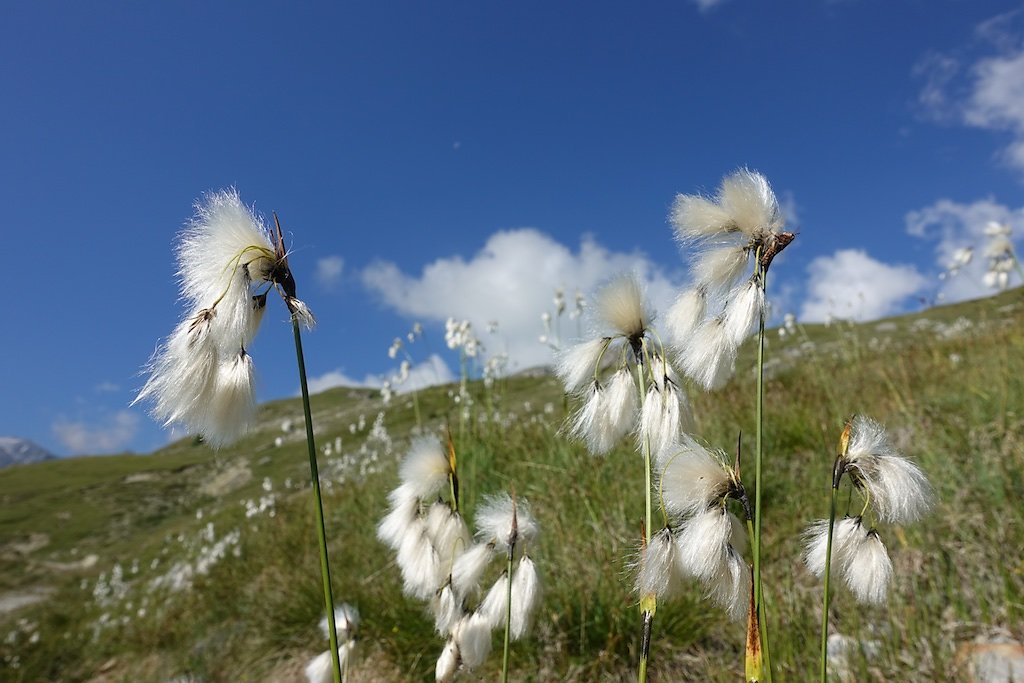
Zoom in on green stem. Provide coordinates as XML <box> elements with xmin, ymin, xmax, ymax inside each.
<box><xmin>500</xmin><ymin>547</ymin><xmax>515</xmax><ymax>683</ymax></box>
<box><xmin>634</xmin><ymin>346</ymin><xmax>655</xmax><ymax>683</ymax></box>
<box><xmin>753</xmin><ymin>269</ymin><xmax>773</xmax><ymax>683</ymax></box>
<box><xmin>820</xmin><ymin>481</ymin><xmax>841</xmax><ymax>683</ymax></box>
<box><xmin>293</xmin><ymin>318</ymin><xmax>341</xmax><ymax>683</ymax></box>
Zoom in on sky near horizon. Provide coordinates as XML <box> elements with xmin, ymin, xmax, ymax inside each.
<box><xmin>3</xmin><ymin>1</ymin><xmax>1023</xmax><ymax>456</ymax></box>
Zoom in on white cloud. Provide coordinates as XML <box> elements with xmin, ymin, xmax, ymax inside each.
<box><xmin>915</xmin><ymin>10</ymin><xmax>1024</xmax><ymax>172</ymax></box>
<box><xmin>306</xmin><ymin>354</ymin><xmax>455</xmax><ymax>395</ymax></box>
<box><xmin>94</xmin><ymin>381</ymin><xmax>120</xmax><ymax>393</ymax></box>
<box><xmin>52</xmin><ymin>410</ymin><xmax>140</xmax><ymax>455</ymax></box>
<box><xmin>905</xmin><ymin>197</ymin><xmax>1024</xmax><ymax>301</ymax></box>
<box><xmin>360</xmin><ymin>228</ymin><xmax>681</xmax><ymax>372</ymax></box>
<box><xmin>692</xmin><ymin>0</ymin><xmax>729</xmax><ymax>11</ymax></box>
<box><xmin>800</xmin><ymin>249</ymin><xmax>929</xmax><ymax>322</ymax></box>
<box><xmin>315</xmin><ymin>255</ymin><xmax>345</xmax><ymax>289</ymax></box>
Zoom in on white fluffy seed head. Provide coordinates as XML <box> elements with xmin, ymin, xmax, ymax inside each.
<box><xmin>319</xmin><ymin>603</ymin><xmax>360</xmax><ymax>642</ymax></box>
<box><xmin>602</xmin><ymin>368</ymin><xmax>640</xmax><ymax>448</ymax></box>
<box><xmin>454</xmin><ymin>613</ymin><xmax>492</xmax><ymax>669</ymax></box>
<box><xmin>680</xmin><ymin>318</ymin><xmax>738</xmax><ymax>391</ymax></box>
<box><xmin>426</xmin><ymin>504</ymin><xmax>472</xmax><ymax>571</ymax></box>
<box><xmin>671</xmin><ymin>193</ymin><xmax>739</xmax><ymax>240</ymax></box>
<box><xmin>802</xmin><ymin>516</ymin><xmax>864</xmax><ymax>578</ymax></box>
<box><xmin>658</xmin><ymin>438</ymin><xmax>732</xmax><ymax>518</ymax></box>
<box><xmin>377</xmin><ymin>484</ymin><xmax>421</xmax><ymax>550</ymax></box>
<box><xmin>433</xmin><ymin>584</ymin><xmax>463</xmax><ymax>636</ymax></box>
<box><xmin>636</xmin><ymin>528</ymin><xmax>684</xmax><ymax>600</ymax></box>
<box><xmin>843</xmin><ymin>529</ymin><xmax>893</xmax><ymax>605</ymax></box>
<box><xmin>451</xmin><ymin>542</ymin><xmax>496</xmax><ymax>599</ymax></box>
<box><xmin>676</xmin><ymin>507</ymin><xmax>732</xmax><ymax>582</ymax></box>
<box><xmin>722</xmin><ymin>279</ymin><xmax>765</xmax><ymax>346</ymax></box>
<box><xmin>717</xmin><ymin>169</ymin><xmax>784</xmax><ymax>238</ymax></box>
<box><xmin>569</xmin><ymin>384</ymin><xmax>614</xmax><ymax>455</ymax></box>
<box><xmin>638</xmin><ymin>383</ymin><xmax>681</xmax><ymax>461</ymax></box>
<box><xmin>693</xmin><ymin>246</ymin><xmax>750</xmax><ymax>293</ymax></box>
<box><xmin>200</xmin><ymin>350</ymin><xmax>257</xmax><ymax>447</ymax></box>
<box><xmin>399</xmin><ymin>437</ymin><xmax>453</xmax><ymax>500</ymax></box>
<box><xmin>556</xmin><ymin>338</ymin><xmax>610</xmax><ymax>394</ymax></box>
<box><xmin>510</xmin><ymin>555</ymin><xmax>541</xmax><ymax>640</ymax></box>
<box><xmin>704</xmin><ymin>546</ymin><xmax>750</xmax><ymax>622</ymax></box>
<box><xmin>475</xmin><ymin>493</ymin><xmax>539</xmax><ymax>551</ymax></box>
<box><xmin>476</xmin><ymin>574</ymin><xmax>510</xmax><ymax>630</ymax></box>
<box><xmin>435</xmin><ymin>639</ymin><xmax>459</xmax><ymax>683</ymax></box>
<box><xmin>844</xmin><ymin>416</ymin><xmax>931</xmax><ymax>524</ymax></box>
<box><xmin>595</xmin><ymin>275</ymin><xmax>650</xmax><ymax>339</ymax></box>
<box><xmin>664</xmin><ymin>288</ymin><xmax>707</xmax><ymax>350</ymax></box>
<box><xmin>397</xmin><ymin>521</ymin><xmax>444</xmax><ymax>600</ymax></box>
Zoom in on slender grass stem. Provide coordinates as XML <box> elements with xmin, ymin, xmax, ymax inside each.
<box><xmin>634</xmin><ymin>346</ymin><xmax>656</xmax><ymax>683</ymax></box>
<box><xmin>500</xmin><ymin>545</ymin><xmax>515</xmax><ymax>683</ymax></box>
<box><xmin>753</xmin><ymin>267</ymin><xmax>773</xmax><ymax>682</ymax></box>
<box><xmin>820</xmin><ymin>480</ymin><xmax>841</xmax><ymax>683</ymax></box>
<box><xmin>292</xmin><ymin>317</ymin><xmax>341</xmax><ymax>683</ymax></box>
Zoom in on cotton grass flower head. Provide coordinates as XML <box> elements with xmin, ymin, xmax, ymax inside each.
<box><xmin>134</xmin><ymin>189</ymin><xmax>315</xmax><ymax>446</ymax></box>
<box><xmin>475</xmin><ymin>493</ymin><xmax>539</xmax><ymax>552</ymax></box>
<box><xmin>668</xmin><ymin>169</ymin><xmax>796</xmax><ymax>390</ymax></box>
<box><xmin>803</xmin><ymin>516</ymin><xmax>893</xmax><ymax>604</ymax></box>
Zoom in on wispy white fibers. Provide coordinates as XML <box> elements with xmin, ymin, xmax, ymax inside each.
<box><xmin>602</xmin><ymin>368</ymin><xmax>640</xmax><ymax>448</ymax></box>
<box><xmin>396</xmin><ymin>521</ymin><xmax>443</xmax><ymax>600</ymax></box>
<box><xmin>658</xmin><ymin>438</ymin><xmax>732</xmax><ymax>518</ymax></box>
<box><xmin>671</xmin><ymin>193</ymin><xmax>738</xmax><ymax>239</ymax></box>
<box><xmin>693</xmin><ymin>246</ymin><xmax>750</xmax><ymax>292</ymax></box>
<box><xmin>802</xmin><ymin>516</ymin><xmax>865</xmax><ymax>578</ymax></box>
<box><xmin>304</xmin><ymin>642</ymin><xmax>355</xmax><ymax>683</ymax></box>
<box><xmin>568</xmin><ymin>384</ymin><xmax>611</xmax><ymax>455</ymax></box>
<box><xmin>638</xmin><ymin>383</ymin><xmax>681</xmax><ymax>460</ymax></box>
<box><xmin>425</xmin><ymin>502</ymin><xmax>472</xmax><ymax>570</ymax></box>
<box><xmin>722</xmin><ymin>279</ymin><xmax>765</xmax><ymax>346</ymax></box>
<box><xmin>510</xmin><ymin>555</ymin><xmax>541</xmax><ymax>639</ymax></box>
<box><xmin>843</xmin><ymin>416</ymin><xmax>931</xmax><ymax>524</ymax></box>
<box><xmin>377</xmin><ymin>483</ymin><xmax>420</xmax><ymax>550</ymax></box>
<box><xmin>556</xmin><ymin>338</ymin><xmax>611</xmax><ymax>394</ymax></box>
<box><xmin>477</xmin><ymin>574</ymin><xmax>510</xmax><ymax>630</ymax></box>
<box><xmin>636</xmin><ymin>528</ymin><xmax>684</xmax><ymax>599</ymax></box>
<box><xmin>676</xmin><ymin>507</ymin><xmax>732</xmax><ymax>582</ymax></box>
<box><xmin>717</xmin><ymin>168</ymin><xmax>784</xmax><ymax>237</ymax></box>
<box><xmin>454</xmin><ymin>613</ymin><xmax>493</xmax><ymax>669</ymax></box>
<box><xmin>681</xmin><ymin>318</ymin><xmax>737</xmax><ymax>391</ymax></box>
<box><xmin>664</xmin><ymin>288</ymin><xmax>707</xmax><ymax>349</ymax></box>
<box><xmin>704</xmin><ymin>546</ymin><xmax>750</xmax><ymax>622</ymax></box>
<box><xmin>475</xmin><ymin>493</ymin><xmax>539</xmax><ymax>551</ymax></box>
<box><xmin>843</xmin><ymin>529</ymin><xmax>893</xmax><ymax>605</ymax></box>
<box><xmin>433</xmin><ymin>584</ymin><xmax>462</xmax><ymax>635</ymax></box>
<box><xmin>451</xmin><ymin>542</ymin><xmax>495</xmax><ymax>597</ymax></box>
<box><xmin>435</xmin><ymin>639</ymin><xmax>459</xmax><ymax>683</ymax></box>
<box><xmin>399</xmin><ymin>437</ymin><xmax>453</xmax><ymax>499</ymax></box>
<box><xmin>596</xmin><ymin>274</ymin><xmax>650</xmax><ymax>339</ymax></box>
<box><xmin>137</xmin><ymin>312</ymin><xmax>219</xmax><ymax>429</ymax></box>
<box><xmin>200</xmin><ymin>350</ymin><xmax>257</xmax><ymax>448</ymax></box>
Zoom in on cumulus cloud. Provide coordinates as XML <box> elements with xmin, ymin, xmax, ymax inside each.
<box><xmin>915</xmin><ymin>9</ymin><xmax>1024</xmax><ymax>172</ymax></box>
<box><xmin>800</xmin><ymin>249</ymin><xmax>929</xmax><ymax>323</ymax></box>
<box><xmin>52</xmin><ymin>410</ymin><xmax>140</xmax><ymax>455</ymax></box>
<box><xmin>315</xmin><ymin>255</ymin><xmax>345</xmax><ymax>289</ymax></box>
<box><xmin>361</xmin><ymin>228</ymin><xmax>681</xmax><ymax>372</ymax></box>
<box><xmin>306</xmin><ymin>354</ymin><xmax>455</xmax><ymax>395</ymax></box>
<box><xmin>905</xmin><ymin>197</ymin><xmax>1024</xmax><ymax>301</ymax></box>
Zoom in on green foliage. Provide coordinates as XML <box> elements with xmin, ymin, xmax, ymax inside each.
<box><xmin>2</xmin><ymin>291</ymin><xmax>1023</xmax><ymax>681</ymax></box>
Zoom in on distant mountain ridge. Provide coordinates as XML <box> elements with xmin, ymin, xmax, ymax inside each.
<box><xmin>0</xmin><ymin>437</ymin><xmax>56</xmax><ymax>468</ymax></box>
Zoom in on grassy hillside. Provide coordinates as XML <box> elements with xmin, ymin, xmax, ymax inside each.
<box><xmin>2</xmin><ymin>290</ymin><xmax>1023</xmax><ymax>682</ymax></box>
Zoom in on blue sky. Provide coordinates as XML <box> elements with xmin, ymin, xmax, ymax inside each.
<box><xmin>3</xmin><ymin>1</ymin><xmax>1023</xmax><ymax>456</ymax></box>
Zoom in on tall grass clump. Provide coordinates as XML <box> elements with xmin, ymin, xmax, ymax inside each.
<box><xmin>133</xmin><ymin>190</ymin><xmax>342</xmax><ymax>682</ymax></box>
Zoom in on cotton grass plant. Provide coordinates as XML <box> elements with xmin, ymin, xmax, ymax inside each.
<box><xmin>134</xmin><ymin>190</ymin><xmax>344</xmax><ymax>682</ymax></box>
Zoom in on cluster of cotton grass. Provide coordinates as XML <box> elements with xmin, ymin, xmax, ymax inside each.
<box><xmin>133</xmin><ymin>189</ymin><xmax>314</xmax><ymax>446</ymax></box>
<box><xmin>666</xmin><ymin>169</ymin><xmax>794</xmax><ymax>390</ymax></box>
<box><xmin>557</xmin><ymin>274</ymin><xmax>694</xmax><ymax>459</ymax></box>
<box><xmin>377</xmin><ymin>437</ymin><xmax>541</xmax><ymax>682</ymax></box>
<box><xmin>305</xmin><ymin>604</ymin><xmax>360</xmax><ymax>683</ymax></box>
<box><xmin>981</xmin><ymin>220</ymin><xmax>1019</xmax><ymax>290</ymax></box>
<box><xmin>804</xmin><ymin>416</ymin><xmax>931</xmax><ymax>604</ymax></box>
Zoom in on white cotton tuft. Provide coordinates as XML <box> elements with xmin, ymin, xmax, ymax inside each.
<box><xmin>680</xmin><ymin>318</ymin><xmax>738</xmax><ymax>391</ymax></box>
<box><xmin>435</xmin><ymin>639</ymin><xmax>459</xmax><ymax>683</ymax></box>
<box><xmin>510</xmin><ymin>555</ymin><xmax>541</xmax><ymax>640</ymax></box>
<box><xmin>717</xmin><ymin>169</ymin><xmax>783</xmax><ymax>238</ymax></box>
<box><xmin>676</xmin><ymin>507</ymin><xmax>732</xmax><ymax>582</ymax></box>
<box><xmin>304</xmin><ymin>642</ymin><xmax>355</xmax><ymax>683</ymax></box>
<box><xmin>844</xmin><ymin>416</ymin><xmax>931</xmax><ymax>524</ymax></box>
<box><xmin>636</xmin><ymin>528</ymin><xmax>684</xmax><ymax>600</ymax></box>
<box><xmin>802</xmin><ymin>516</ymin><xmax>864</xmax><ymax>578</ymax></box>
<box><xmin>475</xmin><ymin>493</ymin><xmax>539</xmax><ymax>551</ymax></box>
<box><xmin>556</xmin><ymin>338</ymin><xmax>610</xmax><ymax>394</ymax></box>
<box><xmin>454</xmin><ymin>613</ymin><xmax>493</xmax><ymax>669</ymax></box>
<box><xmin>846</xmin><ymin>416</ymin><xmax>897</xmax><ymax>460</ymax></box>
<box><xmin>451</xmin><ymin>542</ymin><xmax>496</xmax><ymax>598</ymax></box>
<box><xmin>377</xmin><ymin>483</ymin><xmax>421</xmax><ymax>550</ymax></box>
<box><xmin>396</xmin><ymin>521</ymin><xmax>443</xmax><ymax>600</ymax></box>
<box><xmin>638</xmin><ymin>383</ymin><xmax>681</xmax><ymax>461</ymax></box>
<box><xmin>426</xmin><ymin>503</ymin><xmax>472</xmax><ymax>570</ymax></box>
<box><xmin>658</xmin><ymin>438</ymin><xmax>731</xmax><ymax>518</ymax></box>
<box><xmin>664</xmin><ymin>288</ymin><xmax>707</xmax><ymax>349</ymax></box>
<box><xmin>319</xmin><ymin>603</ymin><xmax>360</xmax><ymax>641</ymax></box>
<box><xmin>286</xmin><ymin>295</ymin><xmax>317</xmax><ymax>330</ymax></box>
<box><xmin>200</xmin><ymin>350</ymin><xmax>257</xmax><ymax>447</ymax></box>
<box><xmin>399</xmin><ymin>437</ymin><xmax>452</xmax><ymax>500</ymax></box>
<box><xmin>693</xmin><ymin>246</ymin><xmax>750</xmax><ymax>292</ymax></box>
<box><xmin>476</xmin><ymin>574</ymin><xmax>510</xmax><ymax>630</ymax></box>
<box><xmin>602</xmin><ymin>368</ymin><xmax>640</xmax><ymax>448</ymax></box>
<box><xmin>671</xmin><ymin>193</ymin><xmax>738</xmax><ymax>239</ymax></box>
<box><xmin>596</xmin><ymin>275</ymin><xmax>650</xmax><ymax>339</ymax></box>
<box><xmin>843</xmin><ymin>529</ymin><xmax>893</xmax><ymax>605</ymax></box>
<box><xmin>433</xmin><ymin>584</ymin><xmax>463</xmax><ymax>635</ymax></box>
<box><xmin>722</xmin><ymin>280</ymin><xmax>765</xmax><ymax>346</ymax></box>
<box><xmin>704</xmin><ymin>546</ymin><xmax>749</xmax><ymax>622</ymax></box>
<box><xmin>569</xmin><ymin>384</ymin><xmax>612</xmax><ymax>455</ymax></box>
